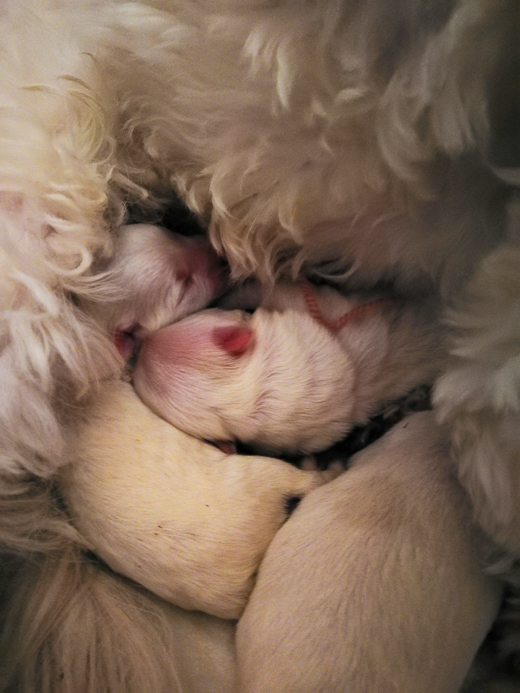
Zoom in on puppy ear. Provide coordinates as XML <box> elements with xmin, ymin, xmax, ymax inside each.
<box><xmin>212</xmin><ymin>325</ymin><xmax>254</xmax><ymax>356</ymax></box>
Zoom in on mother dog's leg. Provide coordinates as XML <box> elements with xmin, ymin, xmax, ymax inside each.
<box><xmin>236</xmin><ymin>412</ymin><xmax>502</xmax><ymax>693</ymax></box>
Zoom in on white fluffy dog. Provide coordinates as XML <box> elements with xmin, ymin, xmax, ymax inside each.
<box><xmin>0</xmin><ymin>0</ymin><xmax>519</xmax><ymax>691</ymax></box>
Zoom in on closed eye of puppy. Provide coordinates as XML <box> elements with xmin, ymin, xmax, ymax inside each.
<box><xmin>132</xmin><ymin>281</ymin><xmax>445</xmax><ymax>454</ymax></box>
<box><xmin>84</xmin><ymin>223</ymin><xmax>228</xmax><ymax>358</ymax></box>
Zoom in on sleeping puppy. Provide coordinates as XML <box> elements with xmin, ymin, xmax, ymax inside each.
<box><xmin>84</xmin><ymin>222</ymin><xmax>227</xmax><ymax>358</ymax></box>
<box><xmin>133</xmin><ymin>281</ymin><xmax>444</xmax><ymax>454</ymax></box>
<box><xmin>60</xmin><ymin>379</ymin><xmax>336</xmax><ymax>620</ymax></box>
<box><xmin>131</xmin><ymin>284</ymin><xmax>502</xmax><ymax>690</ymax></box>
<box><xmin>0</xmin><ymin>2</ymin><xmax>515</xmax><ymax>691</ymax></box>
<box><xmin>236</xmin><ymin>412</ymin><xmax>503</xmax><ymax>693</ymax></box>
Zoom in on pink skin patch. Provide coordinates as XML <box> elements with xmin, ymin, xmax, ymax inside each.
<box><xmin>114</xmin><ymin>325</ymin><xmax>142</xmax><ymax>362</ymax></box>
<box><xmin>175</xmin><ymin>267</ymin><xmax>193</xmax><ymax>284</ymax></box>
<box><xmin>134</xmin><ymin>315</ymin><xmax>255</xmax><ymax>405</ymax></box>
<box><xmin>135</xmin><ymin>324</ymin><xmax>212</xmax><ymax>393</ymax></box>
<box><xmin>212</xmin><ymin>325</ymin><xmax>254</xmax><ymax>355</ymax></box>
<box><xmin>214</xmin><ymin>440</ymin><xmax>237</xmax><ymax>455</ymax></box>
<box><xmin>177</xmin><ymin>240</ymin><xmax>229</xmax><ymax>298</ymax></box>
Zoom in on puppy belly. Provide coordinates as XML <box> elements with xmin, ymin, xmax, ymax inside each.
<box><xmin>61</xmin><ymin>381</ymin><xmax>333</xmax><ymax>619</ymax></box>
<box><xmin>236</xmin><ymin>412</ymin><xmax>502</xmax><ymax>693</ymax></box>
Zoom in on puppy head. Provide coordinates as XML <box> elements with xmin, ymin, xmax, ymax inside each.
<box><xmin>133</xmin><ymin>308</ymin><xmax>255</xmax><ymax>441</ymax></box>
<box><xmin>90</xmin><ymin>224</ymin><xmax>228</xmax><ymax>354</ymax></box>
<box><xmin>133</xmin><ymin>307</ymin><xmax>357</xmax><ymax>453</ymax></box>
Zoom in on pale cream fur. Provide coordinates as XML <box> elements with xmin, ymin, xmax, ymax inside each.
<box><xmin>134</xmin><ymin>281</ymin><xmax>444</xmax><ymax>453</ymax></box>
<box><xmin>1</xmin><ymin>549</ymin><xmax>238</xmax><ymax>693</ymax></box>
<box><xmin>236</xmin><ymin>412</ymin><xmax>502</xmax><ymax>693</ymax></box>
<box><xmin>85</xmin><ymin>223</ymin><xmax>227</xmax><ymax>337</ymax></box>
<box><xmin>61</xmin><ymin>379</ymin><xmax>336</xmax><ymax>619</ymax></box>
<box><xmin>435</xmin><ymin>241</ymin><xmax>520</xmax><ymax>557</ymax></box>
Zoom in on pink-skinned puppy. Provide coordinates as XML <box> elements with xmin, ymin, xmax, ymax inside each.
<box><xmin>133</xmin><ymin>281</ymin><xmax>445</xmax><ymax>454</ymax></box>
<box><xmin>60</xmin><ymin>380</ymin><xmax>336</xmax><ymax>619</ymax></box>
<box><xmin>236</xmin><ymin>412</ymin><xmax>502</xmax><ymax>693</ymax></box>
<box><xmin>85</xmin><ymin>223</ymin><xmax>228</xmax><ymax>357</ymax></box>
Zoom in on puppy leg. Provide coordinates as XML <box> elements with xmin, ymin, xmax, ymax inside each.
<box><xmin>61</xmin><ymin>381</ymin><xmax>335</xmax><ymax>620</ymax></box>
<box><xmin>236</xmin><ymin>412</ymin><xmax>502</xmax><ymax>693</ymax></box>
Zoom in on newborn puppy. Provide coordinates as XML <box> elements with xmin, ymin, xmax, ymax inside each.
<box><xmin>85</xmin><ymin>223</ymin><xmax>227</xmax><ymax>358</ymax></box>
<box><xmin>61</xmin><ymin>380</ymin><xmax>336</xmax><ymax>620</ymax></box>
<box><xmin>236</xmin><ymin>412</ymin><xmax>502</xmax><ymax>693</ymax></box>
<box><xmin>133</xmin><ymin>281</ymin><xmax>444</xmax><ymax>454</ymax></box>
